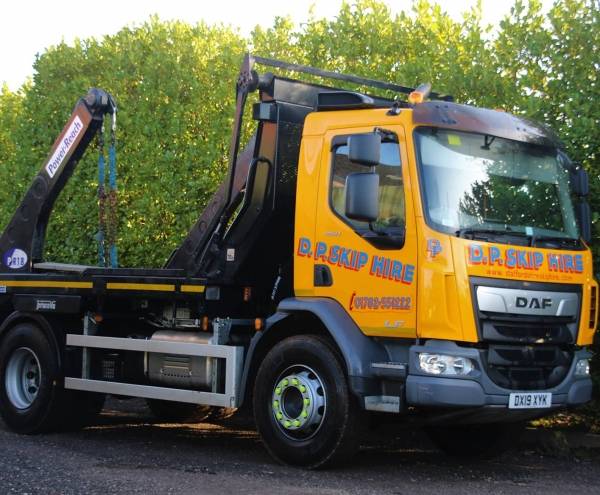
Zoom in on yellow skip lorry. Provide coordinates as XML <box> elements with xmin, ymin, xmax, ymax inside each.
<box><xmin>0</xmin><ymin>55</ymin><xmax>596</xmax><ymax>467</ymax></box>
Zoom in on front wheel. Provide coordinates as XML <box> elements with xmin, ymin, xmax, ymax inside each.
<box><xmin>253</xmin><ymin>335</ymin><xmax>361</xmax><ymax>469</ymax></box>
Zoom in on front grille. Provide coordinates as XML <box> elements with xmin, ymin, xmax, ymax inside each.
<box><xmin>485</xmin><ymin>344</ymin><xmax>572</xmax><ymax>390</ymax></box>
<box><xmin>471</xmin><ymin>277</ymin><xmax>580</xmax><ymax>391</ymax></box>
<box><xmin>481</xmin><ymin>318</ymin><xmax>574</xmax><ymax>344</ymax></box>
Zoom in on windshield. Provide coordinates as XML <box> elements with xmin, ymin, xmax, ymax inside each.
<box><xmin>414</xmin><ymin>127</ymin><xmax>578</xmax><ymax>240</ymax></box>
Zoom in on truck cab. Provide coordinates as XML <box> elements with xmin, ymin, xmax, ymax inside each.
<box><xmin>295</xmin><ymin>102</ymin><xmax>595</xmax><ymax>417</ymax></box>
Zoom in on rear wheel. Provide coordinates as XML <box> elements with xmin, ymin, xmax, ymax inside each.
<box><xmin>426</xmin><ymin>422</ymin><xmax>525</xmax><ymax>459</ymax></box>
<box><xmin>0</xmin><ymin>323</ymin><xmax>65</xmax><ymax>433</ymax></box>
<box><xmin>253</xmin><ymin>335</ymin><xmax>361</xmax><ymax>469</ymax></box>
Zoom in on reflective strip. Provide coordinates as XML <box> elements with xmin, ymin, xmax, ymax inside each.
<box><xmin>180</xmin><ymin>285</ymin><xmax>205</xmax><ymax>293</ymax></box>
<box><xmin>106</xmin><ymin>282</ymin><xmax>175</xmax><ymax>292</ymax></box>
<box><xmin>0</xmin><ymin>280</ymin><xmax>93</xmax><ymax>289</ymax></box>
<box><xmin>0</xmin><ymin>280</ymin><xmax>203</xmax><ymax>293</ymax></box>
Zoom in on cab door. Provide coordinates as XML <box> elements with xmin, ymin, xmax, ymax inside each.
<box><xmin>309</xmin><ymin>126</ymin><xmax>418</xmax><ymax>337</ymax></box>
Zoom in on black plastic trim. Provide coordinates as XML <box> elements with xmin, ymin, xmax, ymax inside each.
<box><xmin>313</xmin><ymin>264</ymin><xmax>333</xmax><ymax>287</ymax></box>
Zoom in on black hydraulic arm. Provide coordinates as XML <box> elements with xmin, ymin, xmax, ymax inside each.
<box><xmin>0</xmin><ymin>89</ymin><xmax>116</xmax><ymax>272</ymax></box>
<box><xmin>252</xmin><ymin>55</ymin><xmax>453</xmax><ymax>101</ymax></box>
<box><xmin>167</xmin><ymin>53</ymin><xmax>452</xmax><ymax>277</ymax></box>
<box><xmin>166</xmin><ymin>54</ymin><xmax>259</xmax><ymax>274</ymax></box>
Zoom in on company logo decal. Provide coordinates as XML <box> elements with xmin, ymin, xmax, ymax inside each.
<box><xmin>426</xmin><ymin>238</ymin><xmax>442</xmax><ymax>259</ymax></box>
<box><xmin>45</xmin><ymin>115</ymin><xmax>84</xmax><ymax>178</ymax></box>
<box><xmin>36</xmin><ymin>300</ymin><xmax>56</xmax><ymax>311</ymax></box>
<box><xmin>516</xmin><ymin>296</ymin><xmax>552</xmax><ymax>309</ymax></box>
<box><xmin>467</xmin><ymin>244</ymin><xmax>583</xmax><ymax>273</ymax></box>
<box><xmin>297</xmin><ymin>237</ymin><xmax>415</xmax><ymax>285</ymax></box>
<box><xmin>3</xmin><ymin>248</ymin><xmax>28</xmax><ymax>269</ymax></box>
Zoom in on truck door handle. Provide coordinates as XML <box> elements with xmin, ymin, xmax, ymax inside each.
<box><xmin>314</xmin><ymin>264</ymin><xmax>333</xmax><ymax>287</ymax></box>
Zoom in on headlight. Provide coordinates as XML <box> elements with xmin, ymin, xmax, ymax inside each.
<box><xmin>418</xmin><ymin>353</ymin><xmax>474</xmax><ymax>376</ymax></box>
<box><xmin>575</xmin><ymin>359</ymin><xmax>590</xmax><ymax>376</ymax></box>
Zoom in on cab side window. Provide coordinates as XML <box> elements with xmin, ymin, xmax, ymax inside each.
<box><xmin>330</xmin><ymin>141</ymin><xmax>405</xmax><ymax>233</ymax></box>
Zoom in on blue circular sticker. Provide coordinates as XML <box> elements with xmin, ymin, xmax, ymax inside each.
<box><xmin>3</xmin><ymin>248</ymin><xmax>28</xmax><ymax>269</ymax></box>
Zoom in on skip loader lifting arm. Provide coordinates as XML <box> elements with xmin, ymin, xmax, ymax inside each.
<box><xmin>0</xmin><ymin>89</ymin><xmax>116</xmax><ymax>272</ymax></box>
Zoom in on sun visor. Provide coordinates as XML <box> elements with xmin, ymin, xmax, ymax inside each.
<box><xmin>413</xmin><ymin>101</ymin><xmax>562</xmax><ymax>149</ymax></box>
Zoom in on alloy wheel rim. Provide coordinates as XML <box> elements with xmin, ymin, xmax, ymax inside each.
<box><xmin>271</xmin><ymin>364</ymin><xmax>327</xmax><ymax>440</ymax></box>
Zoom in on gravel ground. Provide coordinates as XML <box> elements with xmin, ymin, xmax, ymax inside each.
<box><xmin>1</xmin><ymin>397</ymin><xmax>599</xmax><ymax>495</ymax></box>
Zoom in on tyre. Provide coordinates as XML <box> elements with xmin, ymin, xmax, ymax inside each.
<box><xmin>146</xmin><ymin>399</ymin><xmax>212</xmax><ymax>423</ymax></box>
<box><xmin>425</xmin><ymin>422</ymin><xmax>525</xmax><ymax>459</ymax></box>
<box><xmin>253</xmin><ymin>335</ymin><xmax>361</xmax><ymax>469</ymax></box>
<box><xmin>0</xmin><ymin>323</ymin><xmax>66</xmax><ymax>433</ymax></box>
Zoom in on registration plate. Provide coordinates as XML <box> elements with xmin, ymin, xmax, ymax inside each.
<box><xmin>508</xmin><ymin>392</ymin><xmax>552</xmax><ymax>409</ymax></box>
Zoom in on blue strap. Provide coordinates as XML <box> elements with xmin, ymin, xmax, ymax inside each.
<box><xmin>109</xmin><ymin>244</ymin><xmax>118</xmax><ymax>268</ymax></box>
<box><xmin>98</xmin><ymin>152</ymin><xmax>106</xmax><ymax>187</ymax></box>
<box><xmin>97</xmin><ymin>151</ymin><xmax>106</xmax><ymax>267</ymax></box>
<box><xmin>109</xmin><ymin>143</ymin><xmax>117</xmax><ymax>190</ymax></box>
<box><xmin>108</xmin><ymin>140</ymin><xmax>118</xmax><ymax>268</ymax></box>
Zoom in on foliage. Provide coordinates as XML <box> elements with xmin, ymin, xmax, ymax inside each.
<box><xmin>0</xmin><ymin>18</ymin><xmax>246</xmax><ymax>266</ymax></box>
<box><xmin>0</xmin><ymin>0</ymin><xmax>598</xmax><ymax>272</ymax></box>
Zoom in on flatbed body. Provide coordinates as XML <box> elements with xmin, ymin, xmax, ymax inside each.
<box><xmin>0</xmin><ymin>263</ymin><xmax>206</xmax><ymax>296</ymax></box>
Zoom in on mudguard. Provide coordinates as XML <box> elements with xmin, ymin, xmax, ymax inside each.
<box><xmin>240</xmin><ymin>297</ymin><xmax>389</xmax><ymax>405</ymax></box>
<box><xmin>0</xmin><ymin>311</ymin><xmax>62</xmax><ymax>367</ymax></box>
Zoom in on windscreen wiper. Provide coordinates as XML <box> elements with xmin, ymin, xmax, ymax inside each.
<box><xmin>456</xmin><ymin>227</ymin><xmax>528</xmax><ymax>239</ymax></box>
<box><xmin>530</xmin><ymin>235</ymin><xmax>580</xmax><ymax>248</ymax></box>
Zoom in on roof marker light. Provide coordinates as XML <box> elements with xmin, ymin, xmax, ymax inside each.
<box><xmin>408</xmin><ymin>83</ymin><xmax>432</xmax><ymax>105</ymax></box>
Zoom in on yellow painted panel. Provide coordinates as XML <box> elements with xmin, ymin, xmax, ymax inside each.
<box><xmin>297</xmin><ymin>106</ymin><xmax>597</xmax><ymax>345</ymax></box>
<box><xmin>305</xmin><ymin>122</ymin><xmax>418</xmax><ymax>338</ymax></box>
<box><xmin>294</xmin><ymin>135</ymin><xmax>323</xmax><ymax>297</ymax></box>
<box><xmin>180</xmin><ymin>285</ymin><xmax>206</xmax><ymax>293</ymax></box>
<box><xmin>578</xmin><ymin>279</ymin><xmax>598</xmax><ymax>346</ymax></box>
<box><xmin>416</xmin><ymin>224</ymin><xmax>465</xmax><ymax>341</ymax></box>
<box><xmin>0</xmin><ymin>280</ymin><xmax>93</xmax><ymax>289</ymax></box>
<box><xmin>106</xmin><ymin>282</ymin><xmax>175</xmax><ymax>292</ymax></box>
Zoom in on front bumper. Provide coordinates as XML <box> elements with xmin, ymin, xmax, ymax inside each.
<box><xmin>406</xmin><ymin>340</ymin><xmax>592</xmax><ymax>409</ymax></box>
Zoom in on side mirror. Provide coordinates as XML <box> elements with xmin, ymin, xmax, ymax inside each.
<box><xmin>576</xmin><ymin>201</ymin><xmax>592</xmax><ymax>244</ymax></box>
<box><xmin>348</xmin><ymin>133</ymin><xmax>381</xmax><ymax>167</ymax></box>
<box><xmin>571</xmin><ymin>167</ymin><xmax>589</xmax><ymax>196</ymax></box>
<box><xmin>345</xmin><ymin>173</ymin><xmax>379</xmax><ymax>222</ymax></box>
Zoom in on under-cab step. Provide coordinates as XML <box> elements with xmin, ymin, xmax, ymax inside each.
<box><xmin>64</xmin><ymin>334</ymin><xmax>243</xmax><ymax>408</ymax></box>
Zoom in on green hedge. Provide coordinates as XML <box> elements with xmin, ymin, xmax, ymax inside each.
<box><xmin>0</xmin><ymin>0</ymin><xmax>598</xmax><ymax>272</ymax></box>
